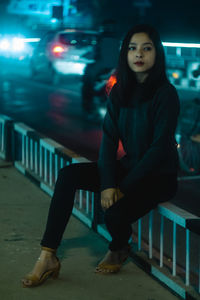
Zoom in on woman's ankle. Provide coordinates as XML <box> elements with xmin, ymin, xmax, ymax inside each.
<box><xmin>41</xmin><ymin>246</ymin><xmax>56</xmax><ymax>253</ymax></box>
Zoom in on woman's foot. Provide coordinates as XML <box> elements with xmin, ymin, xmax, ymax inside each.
<box><xmin>95</xmin><ymin>245</ymin><xmax>131</xmax><ymax>274</ymax></box>
<box><xmin>22</xmin><ymin>248</ymin><xmax>60</xmax><ymax>287</ymax></box>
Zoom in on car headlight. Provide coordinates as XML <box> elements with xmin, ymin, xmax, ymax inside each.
<box><xmin>0</xmin><ymin>39</ymin><xmax>10</xmax><ymax>51</ymax></box>
<box><xmin>12</xmin><ymin>38</ymin><xmax>25</xmax><ymax>52</ymax></box>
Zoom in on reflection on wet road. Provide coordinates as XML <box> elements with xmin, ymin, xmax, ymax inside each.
<box><xmin>0</xmin><ymin>60</ymin><xmax>103</xmax><ymax>160</ymax></box>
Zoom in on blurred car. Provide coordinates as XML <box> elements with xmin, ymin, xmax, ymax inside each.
<box><xmin>30</xmin><ymin>28</ymin><xmax>99</xmax><ymax>84</ymax></box>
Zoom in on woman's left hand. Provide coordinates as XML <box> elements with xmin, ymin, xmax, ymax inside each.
<box><xmin>116</xmin><ymin>188</ymin><xmax>124</xmax><ymax>200</ymax></box>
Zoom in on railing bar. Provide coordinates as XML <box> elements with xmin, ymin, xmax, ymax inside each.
<box><xmin>22</xmin><ymin>135</ymin><xmax>25</xmax><ymax>165</ymax></box>
<box><xmin>26</xmin><ymin>136</ymin><xmax>29</xmax><ymax>168</ymax></box>
<box><xmin>30</xmin><ymin>139</ymin><xmax>33</xmax><ymax>170</ymax></box>
<box><xmin>160</xmin><ymin>215</ymin><xmax>164</xmax><ymax>267</ymax></box>
<box><xmin>172</xmin><ymin>222</ymin><xmax>177</xmax><ymax>276</ymax></box>
<box><xmin>79</xmin><ymin>190</ymin><xmax>83</xmax><ymax>209</ymax></box>
<box><xmin>60</xmin><ymin>157</ymin><xmax>64</xmax><ymax>169</ymax></box>
<box><xmin>1</xmin><ymin>123</ymin><xmax>4</xmax><ymax>151</ymax></box>
<box><xmin>55</xmin><ymin>154</ymin><xmax>58</xmax><ymax>183</ymax></box>
<box><xmin>44</xmin><ymin>149</ymin><xmax>47</xmax><ymax>182</ymax></box>
<box><xmin>149</xmin><ymin>210</ymin><xmax>153</xmax><ymax>259</ymax></box>
<box><xmin>185</xmin><ymin>229</ymin><xmax>190</xmax><ymax>286</ymax></box>
<box><xmin>35</xmin><ymin>142</ymin><xmax>38</xmax><ymax>174</ymax></box>
<box><xmin>91</xmin><ymin>192</ymin><xmax>94</xmax><ymax>219</ymax></box>
<box><xmin>39</xmin><ymin>145</ymin><xmax>42</xmax><ymax>178</ymax></box>
<box><xmin>138</xmin><ymin>218</ymin><xmax>142</xmax><ymax>251</ymax></box>
<box><xmin>86</xmin><ymin>191</ymin><xmax>89</xmax><ymax>214</ymax></box>
<box><xmin>49</xmin><ymin>152</ymin><xmax>53</xmax><ymax>186</ymax></box>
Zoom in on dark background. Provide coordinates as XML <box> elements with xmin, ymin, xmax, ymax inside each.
<box><xmin>0</xmin><ymin>0</ymin><xmax>200</xmax><ymax>42</ymax></box>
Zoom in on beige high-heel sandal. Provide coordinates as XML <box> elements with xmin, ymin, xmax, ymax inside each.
<box><xmin>95</xmin><ymin>245</ymin><xmax>131</xmax><ymax>274</ymax></box>
<box><xmin>22</xmin><ymin>247</ymin><xmax>61</xmax><ymax>288</ymax></box>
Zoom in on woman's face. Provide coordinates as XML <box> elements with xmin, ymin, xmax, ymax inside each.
<box><xmin>127</xmin><ymin>32</ymin><xmax>156</xmax><ymax>82</ymax></box>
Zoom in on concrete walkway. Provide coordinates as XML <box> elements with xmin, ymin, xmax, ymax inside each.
<box><xmin>0</xmin><ymin>159</ymin><xmax>179</xmax><ymax>300</ymax></box>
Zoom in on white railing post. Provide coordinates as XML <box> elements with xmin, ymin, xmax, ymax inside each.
<box><xmin>35</xmin><ymin>142</ymin><xmax>38</xmax><ymax>174</ymax></box>
<box><xmin>1</xmin><ymin>123</ymin><xmax>4</xmax><ymax>152</ymax></box>
<box><xmin>185</xmin><ymin>229</ymin><xmax>190</xmax><ymax>286</ymax></box>
<box><xmin>160</xmin><ymin>215</ymin><xmax>164</xmax><ymax>267</ymax></box>
<box><xmin>39</xmin><ymin>145</ymin><xmax>43</xmax><ymax>178</ymax></box>
<box><xmin>30</xmin><ymin>139</ymin><xmax>33</xmax><ymax>170</ymax></box>
<box><xmin>22</xmin><ymin>135</ymin><xmax>25</xmax><ymax>165</ymax></box>
<box><xmin>49</xmin><ymin>152</ymin><xmax>53</xmax><ymax>186</ymax></box>
<box><xmin>138</xmin><ymin>218</ymin><xmax>142</xmax><ymax>251</ymax></box>
<box><xmin>149</xmin><ymin>210</ymin><xmax>153</xmax><ymax>259</ymax></box>
<box><xmin>25</xmin><ymin>136</ymin><xmax>29</xmax><ymax>168</ymax></box>
<box><xmin>86</xmin><ymin>191</ymin><xmax>89</xmax><ymax>214</ymax></box>
<box><xmin>172</xmin><ymin>222</ymin><xmax>177</xmax><ymax>276</ymax></box>
<box><xmin>79</xmin><ymin>190</ymin><xmax>83</xmax><ymax>209</ymax></box>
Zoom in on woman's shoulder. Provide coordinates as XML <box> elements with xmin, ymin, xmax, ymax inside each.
<box><xmin>156</xmin><ymin>81</ymin><xmax>178</xmax><ymax>96</ymax></box>
<box><xmin>152</xmin><ymin>81</ymin><xmax>180</xmax><ymax>109</ymax></box>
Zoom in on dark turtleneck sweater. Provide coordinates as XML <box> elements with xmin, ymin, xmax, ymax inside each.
<box><xmin>98</xmin><ymin>81</ymin><xmax>180</xmax><ymax>194</ymax></box>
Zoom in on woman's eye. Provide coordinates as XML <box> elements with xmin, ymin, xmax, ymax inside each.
<box><xmin>128</xmin><ymin>46</ymin><xmax>136</xmax><ymax>51</ymax></box>
<box><xmin>144</xmin><ymin>47</ymin><xmax>152</xmax><ymax>51</ymax></box>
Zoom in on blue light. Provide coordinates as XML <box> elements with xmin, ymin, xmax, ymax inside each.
<box><xmin>163</xmin><ymin>42</ymin><xmax>200</xmax><ymax>48</ymax></box>
<box><xmin>0</xmin><ymin>39</ymin><xmax>10</xmax><ymax>51</ymax></box>
<box><xmin>12</xmin><ymin>38</ymin><xmax>25</xmax><ymax>51</ymax></box>
<box><xmin>51</xmin><ymin>18</ymin><xmax>58</xmax><ymax>23</ymax></box>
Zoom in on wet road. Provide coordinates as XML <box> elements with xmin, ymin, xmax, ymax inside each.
<box><xmin>0</xmin><ymin>58</ymin><xmax>103</xmax><ymax>160</ymax></box>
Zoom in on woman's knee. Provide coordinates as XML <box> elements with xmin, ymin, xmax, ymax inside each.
<box><xmin>57</xmin><ymin>164</ymin><xmax>77</xmax><ymax>185</ymax></box>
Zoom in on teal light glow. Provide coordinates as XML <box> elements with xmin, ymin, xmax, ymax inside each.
<box><xmin>23</xmin><ymin>38</ymin><xmax>41</xmax><ymax>43</ymax></box>
<box><xmin>0</xmin><ymin>39</ymin><xmax>10</xmax><ymax>50</ymax></box>
<box><xmin>12</xmin><ymin>38</ymin><xmax>24</xmax><ymax>51</ymax></box>
<box><xmin>51</xmin><ymin>18</ymin><xmax>58</xmax><ymax>24</ymax></box>
<box><xmin>163</xmin><ymin>42</ymin><xmax>200</xmax><ymax>48</ymax></box>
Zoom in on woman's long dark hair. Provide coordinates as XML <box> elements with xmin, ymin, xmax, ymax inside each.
<box><xmin>111</xmin><ymin>24</ymin><xmax>168</xmax><ymax>106</ymax></box>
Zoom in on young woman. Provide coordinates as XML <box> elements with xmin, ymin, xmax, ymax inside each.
<box><xmin>22</xmin><ymin>24</ymin><xmax>180</xmax><ymax>287</ymax></box>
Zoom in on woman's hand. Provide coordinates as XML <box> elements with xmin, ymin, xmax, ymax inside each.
<box><xmin>116</xmin><ymin>187</ymin><xmax>124</xmax><ymax>201</ymax></box>
<box><xmin>101</xmin><ymin>188</ymin><xmax>124</xmax><ymax>210</ymax></box>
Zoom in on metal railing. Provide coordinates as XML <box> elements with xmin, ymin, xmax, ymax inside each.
<box><xmin>0</xmin><ymin>114</ymin><xmax>199</xmax><ymax>299</ymax></box>
<box><xmin>97</xmin><ymin>204</ymin><xmax>200</xmax><ymax>299</ymax></box>
<box><xmin>0</xmin><ymin>114</ymin><xmax>13</xmax><ymax>161</ymax></box>
<box><xmin>11</xmin><ymin>120</ymin><xmax>97</xmax><ymax>228</ymax></box>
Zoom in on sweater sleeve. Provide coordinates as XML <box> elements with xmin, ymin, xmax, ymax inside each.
<box><xmin>119</xmin><ymin>84</ymin><xmax>180</xmax><ymax>194</ymax></box>
<box><xmin>98</xmin><ymin>98</ymin><xmax>119</xmax><ymax>191</ymax></box>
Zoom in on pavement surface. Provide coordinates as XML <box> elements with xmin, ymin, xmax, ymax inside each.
<box><xmin>0</xmin><ymin>159</ymin><xmax>180</xmax><ymax>300</ymax></box>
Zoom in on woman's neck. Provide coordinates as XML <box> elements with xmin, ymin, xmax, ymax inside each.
<box><xmin>135</xmin><ymin>72</ymin><xmax>148</xmax><ymax>83</ymax></box>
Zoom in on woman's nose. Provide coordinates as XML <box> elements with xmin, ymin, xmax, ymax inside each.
<box><xmin>136</xmin><ymin>51</ymin><xmax>143</xmax><ymax>58</ymax></box>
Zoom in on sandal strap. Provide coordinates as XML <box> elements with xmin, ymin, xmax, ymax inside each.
<box><xmin>41</xmin><ymin>246</ymin><xmax>56</xmax><ymax>253</ymax></box>
<box><xmin>96</xmin><ymin>262</ymin><xmax>121</xmax><ymax>273</ymax></box>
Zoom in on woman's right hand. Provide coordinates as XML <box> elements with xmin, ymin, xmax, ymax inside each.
<box><xmin>101</xmin><ymin>187</ymin><xmax>124</xmax><ymax>210</ymax></box>
<box><xmin>101</xmin><ymin>188</ymin><xmax>118</xmax><ymax>210</ymax></box>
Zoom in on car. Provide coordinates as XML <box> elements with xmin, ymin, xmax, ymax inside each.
<box><xmin>30</xmin><ymin>28</ymin><xmax>100</xmax><ymax>84</ymax></box>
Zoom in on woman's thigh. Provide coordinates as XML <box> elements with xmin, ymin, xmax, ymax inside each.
<box><xmin>58</xmin><ymin>162</ymin><xmax>101</xmax><ymax>193</ymax></box>
<box><xmin>59</xmin><ymin>160</ymin><xmax>127</xmax><ymax>193</ymax></box>
<box><xmin>105</xmin><ymin>174</ymin><xmax>175</xmax><ymax>224</ymax></box>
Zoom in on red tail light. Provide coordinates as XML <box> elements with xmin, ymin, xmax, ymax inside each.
<box><xmin>52</xmin><ymin>45</ymin><xmax>65</xmax><ymax>57</ymax></box>
<box><xmin>106</xmin><ymin>74</ymin><xmax>117</xmax><ymax>95</ymax></box>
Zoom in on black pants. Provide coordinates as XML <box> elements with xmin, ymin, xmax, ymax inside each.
<box><xmin>41</xmin><ymin>162</ymin><xmax>178</xmax><ymax>251</ymax></box>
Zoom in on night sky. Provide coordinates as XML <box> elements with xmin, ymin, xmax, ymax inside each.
<box><xmin>0</xmin><ymin>0</ymin><xmax>199</xmax><ymax>42</ymax></box>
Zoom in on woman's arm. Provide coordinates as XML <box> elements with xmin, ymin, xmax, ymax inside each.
<box><xmin>98</xmin><ymin>97</ymin><xmax>120</xmax><ymax>192</ymax></box>
<box><xmin>119</xmin><ymin>84</ymin><xmax>180</xmax><ymax>194</ymax></box>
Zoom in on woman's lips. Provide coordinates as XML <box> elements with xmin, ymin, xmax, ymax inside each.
<box><xmin>134</xmin><ymin>62</ymin><xmax>144</xmax><ymax>66</ymax></box>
